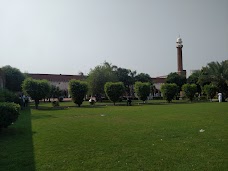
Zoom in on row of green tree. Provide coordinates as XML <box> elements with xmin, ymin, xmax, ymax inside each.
<box><xmin>0</xmin><ymin>60</ymin><xmax>227</xmax><ymax>108</ymax></box>
<box><xmin>164</xmin><ymin>60</ymin><xmax>228</xmax><ymax>101</ymax></box>
<box><xmin>0</xmin><ymin>63</ymin><xmax>152</xmax><ymax>93</ymax></box>
<box><xmin>0</xmin><ymin>63</ymin><xmax>153</xmax><ymax>106</ymax></box>
<box><xmin>161</xmin><ymin>83</ymin><xmax>218</xmax><ymax>103</ymax></box>
<box><xmin>20</xmin><ymin>78</ymin><xmax>151</xmax><ymax>108</ymax></box>
<box><xmin>86</xmin><ymin>62</ymin><xmax>152</xmax><ymax>101</ymax></box>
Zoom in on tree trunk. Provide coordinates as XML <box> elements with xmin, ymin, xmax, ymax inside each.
<box><xmin>35</xmin><ymin>100</ymin><xmax>39</xmax><ymax>109</ymax></box>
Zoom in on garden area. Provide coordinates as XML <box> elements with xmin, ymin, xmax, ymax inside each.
<box><xmin>1</xmin><ymin>61</ymin><xmax>228</xmax><ymax>170</ymax></box>
<box><xmin>0</xmin><ymin>101</ymin><xmax>227</xmax><ymax>171</ymax></box>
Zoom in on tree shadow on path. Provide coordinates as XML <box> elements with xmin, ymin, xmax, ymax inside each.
<box><xmin>0</xmin><ymin>108</ymin><xmax>36</xmax><ymax>171</ymax></box>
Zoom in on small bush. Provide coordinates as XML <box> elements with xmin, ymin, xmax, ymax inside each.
<box><xmin>0</xmin><ymin>89</ymin><xmax>19</xmax><ymax>104</ymax></box>
<box><xmin>198</xmin><ymin>95</ymin><xmax>207</xmax><ymax>101</ymax></box>
<box><xmin>52</xmin><ymin>101</ymin><xmax>60</xmax><ymax>107</ymax></box>
<box><xmin>0</xmin><ymin>102</ymin><xmax>20</xmax><ymax>130</ymax></box>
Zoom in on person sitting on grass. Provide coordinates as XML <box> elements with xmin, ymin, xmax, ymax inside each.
<box><xmin>89</xmin><ymin>97</ymin><xmax>96</xmax><ymax>105</ymax></box>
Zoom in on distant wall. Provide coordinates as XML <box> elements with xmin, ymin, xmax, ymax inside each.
<box><xmin>51</xmin><ymin>81</ymin><xmax>69</xmax><ymax>90</ymax></box>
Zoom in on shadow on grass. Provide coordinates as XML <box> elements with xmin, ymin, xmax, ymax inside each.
<box><xmin>0</xmin><ymin>108</ymin><xmax>35</xmax><ymax>171</ymax></box>
<box><xmin>67</xmin><ymin>105</ymin><xmax>106</xmax><ymax>108</ymax></box>
<box><xmin>32</xmin><ymin>114</ymin><xmax>58</xmax><ymax>120</ymax></box>
<box><xmin>30</xmin><ymin>100</ymin><xmax>213</xmax><ymax>112</ymax></box>
<box><xmin>133</xmin><ymin>100</ymin><xmax>211</xmax><ymax>106</ymax></box>
<box><xmin>30</xmin><ymin>105</ymin><xmax>106</xmax><ymax>110</ymax></box>
<box><xmin>30</xmin><ymin>105</ymin><xmax>67</xmax><ymax>110</ymax></box>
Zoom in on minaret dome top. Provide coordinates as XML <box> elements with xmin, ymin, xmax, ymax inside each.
<box><xmin>176</xmin><ymin>37</ymin><xmax>182</xmax><ymax>44</ymax></box>
<box><xmin>176</xmin><ymin>37</ymin><xmax>183</xmax><ymax>47</ymax></box>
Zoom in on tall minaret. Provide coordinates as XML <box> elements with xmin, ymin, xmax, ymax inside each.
<box><xmin>176</xmin><ymin>37</ymin><xmax>186</xmax><ymax>76</ymax></box>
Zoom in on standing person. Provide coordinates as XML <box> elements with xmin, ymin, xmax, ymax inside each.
<box><xmin>24</xmin><ymin>96</ymin><xmax>29</xmax><ymax>107</ymax></box>
<box><xmin>22</xmin><ymin>94</ymin><xmax>26</xmax><ymax>107</ymax></box>
<box><xmin>218</xmin><ymin>93</ymin><xmax>222</xmax><ymax>103</ymax></box>
<box><xmin>19</xmin><ymin>93</ymin><xmax>24</xmax><ymax>110</ymax></box>
<box><xmin>127</xmin><ymin>96</ymin><xmax>132</xmax><ymax>106</ymax></box>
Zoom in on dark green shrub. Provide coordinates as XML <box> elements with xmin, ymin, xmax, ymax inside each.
<box><xmin>198</xmin><ymin>95</ymin><xmax>207</xmax><ymax>101</ymax></box>
<box><xmin>52</xmin><ymin>101</ymin><xmax>60</xmax><ymax>107</ymax></box>
<box><xmin>22</xmin><ymin>78</ymin><xmax>51</xmax><ymax>109</ymax></box>
<box><xmin>0</xmin><ymin>102</ymin><xmax>20</xmax><ymax>130</ymax></box>
<box><xmin>1</xmin><ymin>65</ymin><xmax>25</xmax><ymax>92</ymax></box>
<box><xmin>203</xmin><ymin>84</ymin><xmax>217</xmax><ymax>101</ymax></box>
<box><xmin>161</xmin><ymin>83</ymin><xmax>178</xmax><ymax>103</ymax></box>
<box><xmin>104</xmin><ymin>82</ymin><xmax>125</xmax><ymax>105</ymax></box>
<box><xmin>0</xmin><ymin>89</ymin><xmax>19</xmax><ymax>103</ymax></box>
<box><xmin>69</xmin><ymin>80</ymin><xmax>88</xmax><ymax>107</ymax></box>
<box><xmin>0</xmin><ymin>89</ymin><xmax>4</xmax><ymax>102</ymax></box>
<box><xmin>134</xmin><ymin>82</ymin><xmax>151</xmax><ymax>102</ymax></box>
<box><xmin>182</xmin><ymin>83</ymin><xmax>197</xmax><ymax>102</ymax></box>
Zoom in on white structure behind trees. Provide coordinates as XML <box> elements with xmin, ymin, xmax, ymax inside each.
<box><xmin>28</xmin><ymin>74</ymin><xmax>85</xmax><ymax>92</ymax></box>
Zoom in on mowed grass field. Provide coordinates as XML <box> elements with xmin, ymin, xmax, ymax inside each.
<box><xmin>0</xmin><ymin>101</ymin><xmax>227</xmax><ymax>171</ymax></box>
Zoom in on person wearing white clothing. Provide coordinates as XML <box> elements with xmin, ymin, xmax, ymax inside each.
<box><xmin>218</xmin><ymin>93</ymin><xmax>222</xmax><ymax>102</ymax></box>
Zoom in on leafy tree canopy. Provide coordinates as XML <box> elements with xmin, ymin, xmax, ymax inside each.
<box><xmin>135</xmin><ymin>73</ymin><xmax>152</xmax><ymax>83</ymax></box>
<box><xmin>166</xmin><ymin>72</ymin><xmax>186</xmax><ymax>92</ymax></box>
<box><xmin>205</xmin><ymin>60</ymin><xmax>228</xmax><ymax>99</ymax></box>
<box><xmin>114</xmin><ymin>67</ymin><xmax>137</xmax><ymax>95</ymax></box>
<box><xmin>206</xmin><ymin>60</ymin><xmax>228</xmax><ymax>81</ymax></box>
<box><xmin>22</xmin><ymin>78</ymin><xmax>50</xmax><ymax>109</ymax></box>
<box><xmin>203</xmin><ymin>84</ymin><xmax>217</xmax><ymax>101</ymax></box>
<box><xmin>198</xmin><ymin>60</ymin><xmax>228</xmax><ymax>99</ymax></box>
<box><xmin>87</xmin><ymin>62</ymin><xmax>118</xmax><ymax>97</ymax></box>
<box><xmin>198</xmin><ymin>67</ymin><xmax>213</xmax><ymax>88</ymax></box>
<box><xmin>1</xmin><ymin>65</ymin><xmax>25</xmax><ymax>92</ymax></box>
<box><xmin>115</xmin><ymin>67</ymin><xmax>135</xmax><ymax>86</ymax></box>
<box><xmin>187</xmin><ymin>71</ymin><xmax>201</xmax><ymax>94</ymax></box>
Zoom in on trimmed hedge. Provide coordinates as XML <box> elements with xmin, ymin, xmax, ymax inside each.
<box><xmin>161</xmin><ymin>83</ymin><xmax>178</xmax><ymax>103</ymax></box>
<box><xmin>0</xmin><ymin>102</ymin><xmax>20</xmax><ymax>130</ymax></box>
<box><xmin>104</xmin><ymin>82</ymin><xmax>125</xmax><ymax>105</ymax></box>
<box><xmin>69</xmin><ymin>80</ymin><xmax>88</xmax><ymax>107</ymax></box>
<box><xmin>134</xmin><ymin>82</ymin><xmax>151</xmax><ymax>102</ymax></box>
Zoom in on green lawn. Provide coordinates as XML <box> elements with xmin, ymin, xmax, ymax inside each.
<box><xmin>0</xmin><ymin>101</ymin><xmax>228</xmax><ymax>171</ymax></box>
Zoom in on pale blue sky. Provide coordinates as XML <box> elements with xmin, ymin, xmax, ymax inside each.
<box><xmin>0</xmin><ymin>0</ymin><xmax>227</xmax><ymax>77</ymax></box>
